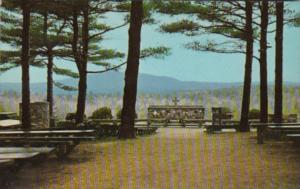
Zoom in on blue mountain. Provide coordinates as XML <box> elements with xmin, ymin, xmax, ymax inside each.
<box><xmin>0</xmin><ymin>71</ymin><xmax>298</xmax><ymax>94</ymax></box>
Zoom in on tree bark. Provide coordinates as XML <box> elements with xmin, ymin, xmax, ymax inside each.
<box><xmin>21</xmin><ymin>0</ymin><xmax>31</xmax><ymax>129</ymax></box>
<box><xmin>47</xmin><ymin>51</ymin><xmax>54</xmax><ymax>118</ymax></box>
<box><xmin>239</xmin><ymin>0</ymin><xmax>253</xmax><ymax>132</ymax></box>
<box><xmin>258</xmin><ymin>0</ymin><xmax>269</xmax><ymax>144</ymax></box>
<box><xmin>75</xmin><ymin>4</ymin><xmax>89</xmax><ymax>124</ymax></box>
<box><xmin>75</xmin><ymin>71</ymin><xmax>87</xmax><ymax>124</ymax></box>
<box><xmin>274</xmin><ymin>0</ymin><xmax>284</xmax><ymax>123</ymax></box>
<box><xmin>43</xmin><ymin>13</ymin><xmax>54</xmax><ymax>119</ymax></box>
<box><xmin>119</xmin><ymin>0</ymin><xmax>143</xmax><ymax>139</ymax></box>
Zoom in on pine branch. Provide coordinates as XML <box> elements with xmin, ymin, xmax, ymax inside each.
<box><xmin>53</xmin><ymin>66</ymin><xmax>79</xmax><ymax>78</ymax></box>
<box><xmin>88</xmin><ymin>21</ymin><xmax>129</xmax><ymax>40</ymax></box>
<box><xmin>87</xmin><ymin>61</ymin><xmax>126</xmax><ymax>74</ymax></box>
<box><xmin>0</xmin><ymin>64</ymin><xmax>18</xmax><ymax>73</ymax></box>
<box><xmin>54</xmin><ymin>81</ymin><xmax>77</xmax><ymax>91</ymax></box>
<box><xmin>87</xmin><ymin>46</ymin><xmax>171</xmax><ymax>74</ymax></box>
<box><xmin>186</xmin><ymin>40</ymin><xmax>260</xmax><ymax>62</ymax></box>
<box><xmin>186</xmin><ymin>41</ymin><xmax>246</xmax><ymax>54</ymax></box>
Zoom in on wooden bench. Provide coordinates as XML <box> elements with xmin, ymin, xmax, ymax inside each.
<box><xmin>204</xmin><ymin>107</ymin><xmax>239</xmax><ymax>133</ymax></box>
<box><xmin>135</xmin><ymin>127</ymin><xmax>158</xmax><ymax>135</ymax></box>
<box><xmin>205</xmin><ymin>107</ymin><xmax>238</xmax><ymax>133</ymax></box>
<box><xmin>0</xmin><ymin>159</ymin><xmax>15</xmax><ymax>186</ymax></box>
<box><xmin>0</xmin><ymin>119</ymin><xmax>21</xmax><ymax>129</ymax></box>
<box><xmin>204</xmin><ymin>122</ymin><xmax>239</xmax><ymax>133</ymax></box>
<box><xmin>0</xmin><ymin>159</ymin><xmax>14</xmax><ymax>168</ymax></box>
<box><xmin>252</xmin><ymin>122</ymin><xmax>300</xmax><ymax>144</ymax></box>
<box><xmin>0</xmin><ymin>112</ymin><xmax>18</xmax><ymax>120</ymax></box>
<box><xmin>0</xmin><ymin>147</ymin><xmax>54</xmax><ymax>169</ymax></box>
<box><xmin>0</xmin><ymin>151</ymin><xmax>46</xmax><ymax>186</ymax></box>
<box><xmin>286</xmin><ymin>134</ymin><xmax>300</xmax><ymax>144</ymax></box>
<box><xmin>0</xmin><ymin>129</ymin><xmax>96</xmax><ymax>158</ymax></box>
<box><xmin>252</xmin><ymin>123</ymin><xmax>300</xmax><ymax>133</ymax></box>
<box><xmin>268</xmin><ymin>125</ymin><xmax>300</xmax><ymax>134</ymax></box>
<box><xmin>0</xmin><ymin>129</ymin><xmax>95</xmax><ymax>135</ymax></box>
<box><xmin>84</xmin><ymin>119</ymin><xmax>159</xmax><ymax>137</ymax></box>
<box><xmin>0</xmin><ymin>147</ymin><xmax>55</xmax><ymax>154</ymax></box>
<box><xmin>0</xmin><ymin>152</ymin><xmax>40</xmax><ymax>160</ymax></box>
<box><xmin>0</xmin><ymin>152</ymin><xmax>42</xmax><ymax>168</ymax></box>
<box><xmin>88</xmin><ymin>119</ymin><xmax>149</xmax><ymax>127</ymax></box>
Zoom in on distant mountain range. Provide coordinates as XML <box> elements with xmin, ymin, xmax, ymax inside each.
<box><xmin>0</xmin><ymin>71</ymin><xmax>299</xmax><ymax>94</ymax></box>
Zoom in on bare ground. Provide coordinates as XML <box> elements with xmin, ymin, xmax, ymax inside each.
<box><xmin>5</xmin><ymin>128</ymin><xmax>300</xmax><ymax>189</ymax></box>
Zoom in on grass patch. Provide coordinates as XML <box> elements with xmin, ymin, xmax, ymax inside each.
<box><xmin>7</xmin><ymin>128</ymin><xmax>300</xmax><ymax>189</ymax></box>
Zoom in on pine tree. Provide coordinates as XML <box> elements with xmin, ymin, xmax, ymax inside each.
<box><xmin>119</xmin><ymin>0</ymin><xmax>144</xmax><ymax>139</ymax></box>
<box><xmin>274</xmin><ymin>1</ymin><xmax>284</xmax><ymax>123</ymax></box>
<box><xmin>54</xmin><ymin>0</ymin><xmax>170</xmax><ymax>124</ymax></box>
<box><xmin>259</xmin><ymin>0</ymin><xmax>269</xmax><ymax>125</ymax></box>
<box><xmin>1</xmin><ymin>0</ymin><xmax>79</xmax><ymax>121</ymax></box>
<box><xmin>237</xmin><ymin>1</ymin><xmax>253</xmax><ymax>132</ymax></box>
<box><xmin>157</xmin><ymin>1</ymin><xmax>255</xmax><ymax>131</ymax></box>
<box><xmin>1</xmin><ymin>0</ymin><xmax>33</xmax><ymax>129</ymax></box>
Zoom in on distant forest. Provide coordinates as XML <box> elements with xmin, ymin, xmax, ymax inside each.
<box><xmin>1</xmin><ymin>86</ymin><xmax>299</xmax><ymax>120</ymax></box>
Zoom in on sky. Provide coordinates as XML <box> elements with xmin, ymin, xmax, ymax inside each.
<box><xmin>0</xmin><ymin>2</ymin><xmax>299</xmax><ymax>83</ymax></box>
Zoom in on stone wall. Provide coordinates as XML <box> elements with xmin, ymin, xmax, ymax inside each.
<box><xmin>19</xmin><ymin>102</ymin><xmax>49</xmax><ymax>128</ymax></box>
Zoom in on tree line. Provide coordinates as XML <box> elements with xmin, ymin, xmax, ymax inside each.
<box><xmin>157</xmin><ymin>0</ymin><xmax>298</xmax><ymax>134</ymax></box>
<box><xmin>0</xmin><ymin>0</ymin><xmax>299</xmax><ymax>138</ymax></box>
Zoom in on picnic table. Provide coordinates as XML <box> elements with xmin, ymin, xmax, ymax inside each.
<box><xmin>0</xmin><ymin>129</ymin><xmax>95</xmax><ymax>135</ymax></box>
<box><xmin>268</xmin><ymin>125</ymin><xmax>300</xmax><ymax>133</ymax></box>
<box><xmin>0</xmin><ymin>152</ymin><xmax>40</xmax><ymax>160</ymax></box>
<box><xmin>0</xmin><ymin>129</ymin><xmax>96</xmax><ymax>158</ymax></box>
<box><xmin>0</xmin><ymin>119</ymin><xmax>21</xmax><ymax>129</ymax></box>
<box><xmin>204</xmin><ymin>121</ymin><xmax>239</xmax><ymax>133</ymax></box>
<box><xmin>0</xmin><ymin>149</ymin><xmax>51</xmax><ymax>186</ymax></box>
<box><xmin>254</xmin><ymin>122</ymin><xmax>300</xmax><ymax>144</ymax></box>
<box><xmin>0</xmin><ymin>159</ymin><xmax>14</xmax><ymax>168</ymax></box>
<box><xmin>0</xmin><ymin>112</ymin><xmax>17</xmax><ymax>120</ymax></box>
<box><xmin>251</xmin><ymin>122</ymin><xmax>300</xmax><ymax>127</ymax></box>
<box><xmin>0</xmin><ymin>147</ymin><xmax>55</xmax><ymax>154</ymax></box>
<box><xmin>0</xmin><ymin>147</ymin><xmax>55</xmax><ymax>166</ymax></box>
<box><xmin>286</xmin><ymin>134</ymin><xmax>300</xmax><ymax>144</ymax></box>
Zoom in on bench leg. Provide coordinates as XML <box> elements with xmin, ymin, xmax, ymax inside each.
<box><xmin>55</xmin><ymin>143</ymin><xmax>73</xmax><ymax>158</ymax></box>
<box><xmin>164</xmin><ymin>120</ymin><xmax>168</xmax><ymax>127</ymax></box>
<box><xmin>257</xmin><ymin>125</ymin><xmax>264</xmax><ymax>144</ymax></box>
<box><xmin>206</xmin><ymin>127</ymin><xmax>213</xmax><ymax>134</ymax></box>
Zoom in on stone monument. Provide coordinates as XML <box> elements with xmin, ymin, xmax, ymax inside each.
<box><xmin>19</xmin><ymin>101</ymin><xmax>50</xmax><ymax>128</ymax></box>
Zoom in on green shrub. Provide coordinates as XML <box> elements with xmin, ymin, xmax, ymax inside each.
<box><xmin>90</xmin><ymin>107</ymin><xmax>113</xmax><ymax>119</ymax></box>
<box><xmin>222</xmin><ymin>107</ymin><xmax>232</xmax><ymax>114</ymax></box>
<box><xmin>116</xmin><ymin>109</ymin><xmax>122</xmax><ymax>119</ymax></box>
<box><xmin>56</xmin><ymin>120</ymin><xmax>75</xmax><ymax>128</ymax></box>
<box><xmin>116</xmin><ymin>109</ymin><xmax>138</xmax><ymax>119</ymax></box>
<box><xmin>65</xmin><ymin>113</ymin><xmax>86</xmax><ymax>121</ymax></box>
<box><xmin>249</xmin><ymin>109</ymin><xmax>260</xmax><ymax>119</ymax></box>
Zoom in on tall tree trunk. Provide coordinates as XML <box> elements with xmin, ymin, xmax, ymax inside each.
<box><xmin>75</xmin><ymin>71</ymin><xmax>87</xmax><ymax>124</ymax></box>
<box><xmin>43</xmin><ymin>13</ymin><xmax>54</xmax><ymax>119</ymax></box>
<box><xmin>119</xmin><ymin>0</ymin><xmax>143</xmax><ymax>139</ymax></box>
<box><xmin>258</xmin><ymin>0</ymin><xmax>269</xmax><ymax>144</ymax></box>
<box><xmin>21</xmin><ymin>1</ymin><xmax>31</xmax><ymax>129</ymax></box>
<box><xmin>47</xmin><ymin>51</ymin><xmax>54</xmax><ymax>118</ymax></box>
<box><xmin>274</xmin><ymin>0</ymin><xmax>284</xmax><ymax>123</ymax></box>
<box><xmin>260</xmin><ymin>1</ymin><xmax>269</xmax><ymax>123</ymax></box>
<box><xmin>239</xmin><ymin>0</ymin><xmax>253</xmax><ymax>132</ymax></box>
<box><xmin>75</xmin><ymin>4</ymin><xmax>89</xmax><ymax>124</ymax></box>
